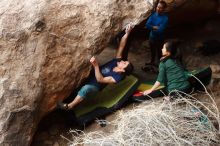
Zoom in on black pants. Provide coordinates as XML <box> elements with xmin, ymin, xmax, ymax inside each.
<box><xmin>169</xmin><ymin>87</ymin><xmax>193</xmax><ymax>98</ymax></box>
<box><xmin>149</xmin><ymin>39</ymin><xmax>164</xmax><ymax>66</ymax></box>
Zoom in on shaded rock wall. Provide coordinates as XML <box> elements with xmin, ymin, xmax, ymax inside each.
<box><xmin>166</xmin><ymin>0</ymin><xmax>218</xmax><ymax>26</ymax></box>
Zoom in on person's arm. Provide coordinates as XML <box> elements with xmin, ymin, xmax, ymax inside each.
<box><xmin>115</xmin><ymin>24</ymin><xmax>133</xmax><ymax>58</ymax></box>
<box><xmin>145</xmin><ymin>15</ymin><xmax>154</xmax><ymax>30</ymax></box>
<box><xmin>143</xmin><ymin>63</ymin><xmax>166</xmax><ymax>95</ymax></box>
<box><xmin>143</xmin><ymin>81</ymin><xmax>161</xmax><ymax>95</ymax></box>
<box><xmin>90</xmin><ymin>56</ymin><xmax>116</xmax><ymax>84</ymax></box>
<box><xmin>154</xmin><ymin>16</ymin><xmax>168</xmax><ymax>33</ymax></box>
<box><xmin>146</xmin><ymin>13</ymin><xmax>162</xmax><ymax>31</ymax></box>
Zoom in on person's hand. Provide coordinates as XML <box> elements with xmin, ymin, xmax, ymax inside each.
<box><xmin>143</xmin><ymin>89</ymin><xmax>153</xmax><ymax>95</ymax></box>
<box><xmin>152</xmin><ymin>26</ymin><xmax>159</xmax><ymax>30</ymax></box>
<box><xmin>125</xmin><ymin>23</ymin><xmax>134</xmax><ymax>34</ymax></box>
<box><xmin>90</xmin><ymin>56</ymin><xmax>98</xmax><ymax>67</ymax></box>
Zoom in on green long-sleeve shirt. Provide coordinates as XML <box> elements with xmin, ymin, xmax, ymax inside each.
<box><xmin>157</xmin><ymin>58</ymin><xmax>190</xmax><ymax>92</ymax></box>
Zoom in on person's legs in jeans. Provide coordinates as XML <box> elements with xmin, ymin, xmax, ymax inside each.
<box><xmin>169</xmin><ymin>87</ymin><xmax>193</xmax><ymax>99</ymax></box>
<box><xmin>58</xmin><ymin>84</ymin><xmax>99</xmax><ymax>110</ymax></box>
<box><xmin>68</xmin><ymin>84</ymin><xmax>99</xmax><ymax>108</ymax></box>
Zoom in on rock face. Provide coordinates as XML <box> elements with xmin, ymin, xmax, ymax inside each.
<box><xmin>0</xmin><ymin>0</ymin><xmax>153</xmax><ymax>145</ymax></box>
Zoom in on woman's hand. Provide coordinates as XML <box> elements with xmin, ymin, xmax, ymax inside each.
<box><xmin>90</xmin><ymin>56</ymin><xmax>98</xmax><ymax>67</ymax></box>
<box><xmin>143</xmin><ymin>89</ymin><xmax>153</xmax><ymax>95</ymax></box>
<box><xmin>152</xmin><ymin>26</ymin><xmax>159</xmax><ymax>30</ymax></box>
<box><xmin>125</xmin><ymin>23</ymin><xmax>134</xmax><ymax>34</ymax></box>
<box><xmin>142</xmin><ymin>81</ymin><xmax>160</xmax><ymax>95</ymax></box>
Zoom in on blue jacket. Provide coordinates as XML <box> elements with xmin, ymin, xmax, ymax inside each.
<box><xmin>145</xmin><ymin>12</ymin><xmax>168</xmax><ymax>41</ymax></box>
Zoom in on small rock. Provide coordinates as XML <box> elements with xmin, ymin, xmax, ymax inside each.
<box><xmin>53</xmin><ymin>142</ymin><xmax>60</xmax><ymax>146</ymax></box>
<box><xmin>210</xmin><ymin>64</ymin><xmax>220</xmax><ymax>74</ymax></box>
<box><xmin>44</xmin><ymin>140</ymin><xmax>53</xmax><ymax>145</ymax></box>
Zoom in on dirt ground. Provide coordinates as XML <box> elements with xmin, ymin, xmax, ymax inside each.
<box><xmin>31</xmin><ymin>16</ymin><xmax>220</xmax><ymax>146</ymax></box>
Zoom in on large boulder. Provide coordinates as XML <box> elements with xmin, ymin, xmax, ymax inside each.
<box><xmin>0</xmin><ymin>0</ymin><xmax>153</xmax><ymax>145</ymax></box>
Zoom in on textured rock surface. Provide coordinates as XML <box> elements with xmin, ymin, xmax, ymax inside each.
<box><xmin>0</xmin><ymin>0</ymin><xmax>153</xmax><ymax>145</ymax></box>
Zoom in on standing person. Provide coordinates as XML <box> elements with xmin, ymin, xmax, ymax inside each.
<box><xmin>57</xmin><ymin>24</ymin><xmax>134</xmax><ymax>110</ymax></box>
<box><xmin>142</xmin><ymin>0</ymin><xmax>168</xmax><ymax>73</ymax></box>
<box><xmin>143</xmin><ymin>41</ymin><xmax>191</xmax><ymax>98</ymax></box>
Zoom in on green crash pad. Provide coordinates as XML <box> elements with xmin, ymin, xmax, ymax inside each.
<box><xmin>131</xmin><ymin>80</ymin><xmax>165</xmax><ymax>101</ymax></box>
<box><xmin>73</xmin><ymin>75</ymin><xmax>139</xmax><ymax>124</ymax></box>
<box><xmin>187</xmin><ymin>67</ymin><xmax>212</xmax><ymax>90</ymax></box>
<box><xmin>136</xmin><ymin>81</ymin><xmax>164</xmax><ymax>92</ymax></box>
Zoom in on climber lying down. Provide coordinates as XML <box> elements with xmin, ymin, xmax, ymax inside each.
<box><xmin>58</xmin><ymin>24</ymin><xmax>134</xmax><ymax>110</ymax></box>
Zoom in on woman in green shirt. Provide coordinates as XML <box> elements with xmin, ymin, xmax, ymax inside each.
<box><xmin>143</xmin><ymin>41</ymin><xmax>191</xmax><ymax>98</ymax></box>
